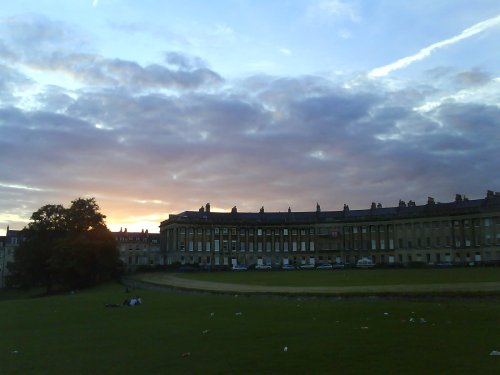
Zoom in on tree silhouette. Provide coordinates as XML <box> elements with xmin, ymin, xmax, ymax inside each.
<box><xmin>9</xmin><ymin>198</ymin><xmax>122</xmax><ymax>291</ymax></box>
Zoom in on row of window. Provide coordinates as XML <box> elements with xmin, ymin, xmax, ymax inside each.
<box><xmin>178</xmin><ymin>228</ymin><xmax>314</xmax><ymax>236</ymax></box>
<box><xmin>344</xmin><ymin>234</ymin><xmax>500</xmax><ymax>249</ymax></box>
<box><xmin>344</xmin><ymin>218</ymin><xmax>499</xmax><ymax>233</ymax></box>
<box><xmin>178</xmin><ymin>233</ymin><xmax>500</xmax><ymax>253</ymax></box>
<box><xmin>175</xmin><ymin>217</ymin><xmax>499</xmax><ymax>237</ymax></box>
<box><xmin>179</xmin><ymin>240</ymin><xmax>315</xmax><ymax>252</ymax></box>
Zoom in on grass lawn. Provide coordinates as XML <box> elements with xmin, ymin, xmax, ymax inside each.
<box><xmin>1</xmin><ymin>283</ymin><xmax>499</xmax><ymax>374</ymax></box>
<box><xmin>176</xmin><ymin>267</ymin><xmax>500</xmax><ymax>287</ymax></box>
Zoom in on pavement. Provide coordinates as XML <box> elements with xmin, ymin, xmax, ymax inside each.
<box><xmin>126</xmin><ymin>272</ymin><xmax>500</xmax><ymax>297</ymax></box>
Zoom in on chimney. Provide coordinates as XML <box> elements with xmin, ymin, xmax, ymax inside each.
<box><xmin>427</xmin><ymin>197</ymin><xmax>435</xmax><ymax>205</ymax></box>
<box><xmin>205</xmin><ymin>203</ymin><xmax>211</xmax><ymax>213</ymax></box>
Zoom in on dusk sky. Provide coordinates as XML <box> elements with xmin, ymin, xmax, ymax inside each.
<box><xmin>1</xmin><ymin>0</ymin><xmax>499</xmax><ymax>236</ymax></box>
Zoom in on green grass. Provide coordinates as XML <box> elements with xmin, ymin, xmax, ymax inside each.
<box><xmin>176</xmin><ymin>267</ymin><xmax>500</xmax><ymax>287</ymax></box>
<box><xmin>1</xmin><ymin>283</ymin><xmax>499</xmax><ymax>374</ymax></box>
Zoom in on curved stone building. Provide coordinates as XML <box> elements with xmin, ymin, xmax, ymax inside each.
<box><xmin>160</xmin><ymin>191</ymin><xmax>500</xmax><ymax>268</ymax></box>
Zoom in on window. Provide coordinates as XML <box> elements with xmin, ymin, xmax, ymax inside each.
<box><xmin>214</xmin><ymin>240</ymin><xmax>220</xmax><ymax>252</ymax></box>
<box><xmin>240</xmin><ymin>242</ymin><xmax>246</xmax><ymax>252</ymax></box>
<box><xmin>197</xmin><ymin>241</ymin><xmax>202</xmax><ymax>252</ymax></box>
<box><xmin>292</xmin><ymin>242</ymin><xmax>297</xmax><ymax>252</ymax></box>
<box><xmin>283</xmin><ymin>228</ymin><xmax>288</xmax><ymax>236</ymax></box>
<box><xmin>231</xmin><ymin>240</ymin><xmax>236</xmax><ymax>251</ymax></box>
<box><xmin>257</xmin><ymin>242</ymin><xmax>263</xmax><ymax>252</ymax></box>
<box><xmin>223</xmin><ymin>228</ymin><xmax>228</xmax><ymax>235</ymax></box>
<box><xmin>275</xmin><ymin>242</ymin><xmax>280</xmax><ymax>252</ymax></box>
<box><xmin>248</xmin><ymin>242</ymin><xmax>254</xmax><ymax>252</ymax></box>
<box><xmin>205</xmin><ymin>242</ymin><xmax>211</xmax><ymax>252</ymax></box>
<box><xmin>300</xmin><ymin>241</ymin><xmax>306</xmax><ymax>251</ymax></box>
<box><xmin>309</xmin><ymin>228</ymin><xmax>315</xmax><ymax>235</ymax></box>
<box><xmin>283</xmin><ymin>242</ymin><xmax>289</xmax><ymax>252</ymax></box>
<box><xmin>240</xmin><ymin>228</ymin><xmax>246</xmax><ymax>235</ymax></box>
<box><xmin>309</xmin><ymin>241</ymin><xmax>315</xmax><ymax>251</ymax></box>
<box><xmin>266</xmin><ymin>242</ymin><xmax>271</xmax><ymax>252</ymax></box>
<box><xmin>223</xmin><ymin>240</ymin><xmax>228</xmax><ymax>250</ymax></box>
<box><xmin>180</xmin><ymin>241</ymin><xmax>185</xmax><ymax>251</ymax></box>
<box><xmin>257</xmin><ymin>228</ymin><xmax>263</xmax><ymax>236</ymax></box>
<box><xmin>231</xmin><ymin>228</ymin><xmax>236</xmax><ymax>235</ymax></box>
<box><xmin>300</xmin><ymin>229</ymin><xmax>306</xmax><ymax>235</ymax></box>
<box><xmin>371</xmin><ymin>240</ymin><xmax>377</xmax><ymax>250</ymax></box>
<box><xmin>214</xmin><ymin>228</ymin><xmax>220</xmax><ymax>235</ymax></box>
<box><xmin>189</xmin><ymin>241</ymin><xmax>194</xmax><ymax>251</ymax></box>
<box><xmin>380</xmin><ymin>240</ymin><xmax>385</xmax><ymax>250</ymax></box>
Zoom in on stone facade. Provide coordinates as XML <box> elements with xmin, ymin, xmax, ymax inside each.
<box><xmin>0</xmin><ymin>227</ymin><xmax>23</xmax><ymax>288</ymax></box>
<box><xmin>113</xmin><ymin>228</ymin><xmax>162</xmax><ymax>272</ymax></box>
<box><xmin>159</xmin><ymin>191</ymin><xmax>500</xmax><ymax>267</ymax></box>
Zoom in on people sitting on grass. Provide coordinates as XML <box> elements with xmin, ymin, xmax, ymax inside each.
<box><xmin>123</xmin><ymin>296</ymin><xmax>142</xmax><ymax>306</ymax></box>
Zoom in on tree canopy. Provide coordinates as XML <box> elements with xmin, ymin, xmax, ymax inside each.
<box><xmin>9</xmin><ymin>198</ymin><xmax>122</xmax><ymax>291</ymax></box>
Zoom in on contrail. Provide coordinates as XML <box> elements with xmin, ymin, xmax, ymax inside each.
<box><xmin>369</xmin><ymin>13</ymin><xmax>500</xmax><ymax>78</ymax></box>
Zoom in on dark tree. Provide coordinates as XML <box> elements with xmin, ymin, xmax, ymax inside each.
<box><xmin>9</xmin><ymin>198</ymin><xmax>122</xmax><ymax>291</ymax></box>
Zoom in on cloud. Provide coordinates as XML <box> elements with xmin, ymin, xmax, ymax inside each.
<box><xmin>308</xmin><ymin>0</ymin><xmax>360</xmax><ymax>23</ymax></box>
<box><xmin>337</xmin><ymin>29</ymin><xmax>352</xmax><ymax>39</ymax></box>
<box><xmin>369</xmin><ymin>13</ymin><xmax>500</xmax><ymax>77</ymax></box>
<box><xmin>279</xmin><ymin>48</ymin><xmax>292</xmax><ymax>56</ymax></box>
<box><xmin>0</xmin><ymin>15</ymin><xmax>223</xmax><ymax>91</ymax></box>
<box><xmin>0</xmin><ymin>14</ymin><xmax>498</xmax><ymax>233</ymax></box>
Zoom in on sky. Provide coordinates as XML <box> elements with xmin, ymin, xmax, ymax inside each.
<box><xmin>1</xmin><ymin>0</ymin><xmax>499</xmax><ymax>235</ymax></box>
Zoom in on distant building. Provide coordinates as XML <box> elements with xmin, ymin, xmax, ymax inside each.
<box><xmin>0</xmin><ymin>226</ymin><xmax>164</xmax><ymax>288</ymax></box>
<box><xmin>0</xmin><ymin>227</ymin><xmax>24</xmax><ymax>288</ymax></box>
<box><xmin>159</xmin><ymin>191</ymin><xmax>500</xmax><ymax>268</ymax></box>
<box><xmin>112</xmin><ymin>228</ymin><xmax>162</xmax><ymax>272</ymax></box>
